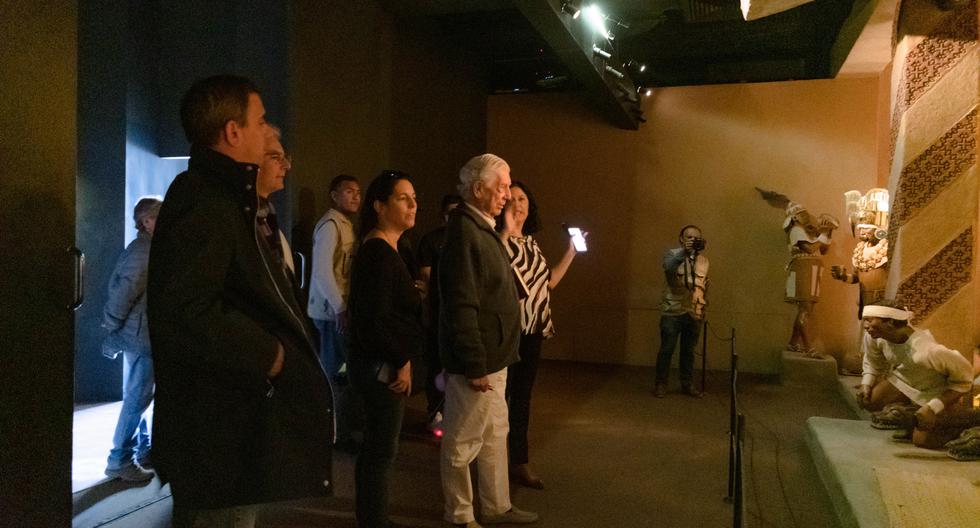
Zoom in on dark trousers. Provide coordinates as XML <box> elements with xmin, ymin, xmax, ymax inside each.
<box><xmin>349</xmin><ymin>360</ymin><xmax>405</xmax><ymax>528</ymax></box>
<box><xmin>656</xmin><ymin>313</ymin><xmax>701</xmax><ymax>385</ymax></box>
<box><xmin>507</xmin><ymin>333</ymin><xmax>543</xmax><ymax>466</ymax></box>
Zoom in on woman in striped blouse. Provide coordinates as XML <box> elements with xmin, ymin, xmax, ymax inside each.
<box><xmin>496</xmin><ymin>180</ymin><xmax>584</xmax><ymax>490</ymax></box>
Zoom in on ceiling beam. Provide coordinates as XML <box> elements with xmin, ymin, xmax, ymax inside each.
<box><xmin>514</xmin><ymin>0</ymin><xmax>643</xmax><ymax>130</ymax></box>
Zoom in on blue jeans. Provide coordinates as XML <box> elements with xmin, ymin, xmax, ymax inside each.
<box><xmin>656</xmin><ymin>313</ymin><xmax>701</xmax><ymax>386</ymax></box>
<box><xmin>313</xmin><ymin>318</ymin><xmax>346</xmax><ymax>380</ymax></box>
<box><xmin>107</xmin><ymin>350</ymin><xmax>154</xmax><ymax>470</ymax></box>
<box><xmin>349</xmin><ymin>358</ymin><xmax>405</xmax><ymax>528</ymax></box>
<box><xmin>314</xmin><ymin>318</ymin><xmax>362</xmax><ymax>441</ymax></box>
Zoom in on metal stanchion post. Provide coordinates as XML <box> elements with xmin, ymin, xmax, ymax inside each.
<box><xmin>725</xmin><ymin>347</ymin><xmax>737</xmax><ymax>502</ymax></box>
<box><xmin>734</xmin><ymin>413</ymin><xmax>745</xmax><ymax>528</ymax></box>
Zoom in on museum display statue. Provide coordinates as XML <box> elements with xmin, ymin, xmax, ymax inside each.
<box><xmin>757</xmin><ymin>188</ymin><xmax>839</xmax><ymax>356</ymax></box>
<box><xmin>830</xmin><ymin>188</ymin><xmax>890</xmax><ymax>317</ymax></box>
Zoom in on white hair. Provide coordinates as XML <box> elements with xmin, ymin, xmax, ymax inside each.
<box><xmin>458</xmin><ymin>153</ymin><xmax>509</xmax><ymax>199</ymax></box>
<box><xmin>133</xmin><ymin>196</ymin><xmax>163</xmax><ymax>232</ymax></box>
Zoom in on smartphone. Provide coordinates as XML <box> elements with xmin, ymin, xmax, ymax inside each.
<box><xmin>567</xmin><ymin>227</ymin><xmax>588</xmax><ymax>252</ymax></box>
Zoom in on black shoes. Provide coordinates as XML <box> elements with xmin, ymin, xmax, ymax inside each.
<box><xmin>681</xmin><ymin>384</ymin><xmax>704</xmax><ymax>398</ymax></box>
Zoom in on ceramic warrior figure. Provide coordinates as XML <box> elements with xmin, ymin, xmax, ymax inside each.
<box><xmin>757</xmin><ymin>188</ymin><xmax>839</xmax><ymax>356</ymax></box>
<box><xmin>830</xmin><ymin>189</ymin><xmax>889</xmax><ymax>318</ymax></box>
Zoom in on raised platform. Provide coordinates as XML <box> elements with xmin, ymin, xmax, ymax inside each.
<box><xmin>805</xmin><ymin>416</ymin><xmax>980</xmax><ymax>528</ymax></box>
<box><xmin>836</xmin><ymin>373</ymin><xmax>871</xmax><ymax>421</ymax></box>
<box><xmin>780</xmin><ymin>350</ymin><xmax>839</xmax><ymax>389</ymax></box>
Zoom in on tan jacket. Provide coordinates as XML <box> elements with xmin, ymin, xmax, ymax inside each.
<box><xmin>661</xmin><ymin>248</ymin><xmax>709</xmax><ymax>320</ymax></box>
<box><xmin>308</xmin><ymin>208</ymin><xmax>356</xmax><ymax>320</ymax></box>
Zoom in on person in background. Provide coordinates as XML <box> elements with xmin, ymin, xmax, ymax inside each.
<box><xmin>308</xmin><ymin>173</ymin><xmax>363</xmax><ymax>451</ymax></box>
<box><xmin>417</xmin><ymin>193</ymin><xmax>463</xmax><ymax>433</ymax></box>
<box><xmin>654</xmin><ymin>225</ymin><xmax>708</xmax><ymax>398</ymax></box>
<box><xmin>347</xmin><ymin>170</ymin><xmax>423</xmax><ymax>527</ymax></box>
<box><xmin>439</xmin><ymin>154</ymin><xmax>537</xmax><ymax>528</ymax></box>
<box><xmin>309</xmin><ymin>174</ymin><xmax>361</xmax><ymax>377</ymax></box>
<box><xmin>495</xmin><ymin>180</ymin><xmax>583</xmax><ymax>490</ymax></box>
<box><xmin>102</xmin><ymin>197</ymin><xmax>161</xmax><ymax>482</ymax></box>
<box><xmin>148</xmin><ymin>75</ymin><xmax>333</xmax><ymax>527</ymax></box>
<box><xmin>256</xmin><ymin>125</ymin><xmax>296</xmax><ymax>273</ymax></box>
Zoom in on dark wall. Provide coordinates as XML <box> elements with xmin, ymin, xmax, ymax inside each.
<box><xmin>156</xmin><ymin>1</ymin><xmax>291</xmax><ymax>224</ymax></box>
<box><xmin>389</xmin><ymin>15</ymin><xmax>488</xmax><ymax>239</ymax></box>
<box><xmin>289</xmin><ymin>0</ymin><xmax>488</xmax><ymax>257</ymax></box>
<box><xmin>0</xmin><ymin>2</ymin><xmax>78</xmax><ymax>524</ymax></box>
<box><xmin>76</xmin><ymin>0</ymin><xmax>128</xmax><ymax>402</ymax></box>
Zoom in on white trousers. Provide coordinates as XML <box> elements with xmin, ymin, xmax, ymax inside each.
<box><xmin>440</xmin><ymin>369</ymin><xmax>511</xmax><ymax>524</ymax></box>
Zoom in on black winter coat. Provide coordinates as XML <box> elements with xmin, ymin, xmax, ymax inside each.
<box><xmin>147</xmin><ymin>145</ymin><xmax>333</xmax><ymax>509</ymax></box>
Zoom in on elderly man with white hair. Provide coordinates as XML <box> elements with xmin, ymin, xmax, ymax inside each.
<box><xmin>858</xmin><ymin>299</ymin><xmax>973</xmax><ymax>434</ymax></box>
<box><xmin>438</xmin><ymin>154</ymin><xmax>538</xmax><ymax>527</ymax></box>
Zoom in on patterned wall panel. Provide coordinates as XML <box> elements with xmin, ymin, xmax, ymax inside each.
<box><xmin>888</xmin><ymin>0</ymin><xmax>978</xmax><ymax>349</ymax></box>
<box><xmin>897</xmin><ymin>227</ymin><xmax>974</xmax><ymax>318</ymax></box>
<box><xmin>896</xmin><ymin>4</ymin><xmax>978</xmax><ymax>117</ymax></box>
<box><xmin>889</xmin><ymin>0</ymin><xmax>978</xmax><ymax>164</ymax></box>
<box><xmin>890</xmin><ymin>109</ymin><xmax>977</xmax><ymax>231</ymax></box>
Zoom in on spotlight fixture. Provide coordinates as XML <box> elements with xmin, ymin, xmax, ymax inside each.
<box><xmin>639</xmin><ymin>64</ymin><xmax>646</xmax><ymax>73</ymax></box>
<box><xmin>561</xmin><ymin>1</ymin><xmax>581</xmax><ymax>18</ymax></box>
<box><xmin>616</xmin><ymin>82</ymin><xmax>639</xmax><ymax>103</ymax></box>
<box><xmin>592</xmin><ymin>45</ymin><xmax>611</xmax><ymax>60</ymax></box>
<box><xmin>604</xmin><ymin>65</ymin><xmax>624</xmax><ymax>79</ymax></box>
<box><xmin>582</xmin><ymin>4</ymin><xmax>612</xmax><ymax>40</ymax></box>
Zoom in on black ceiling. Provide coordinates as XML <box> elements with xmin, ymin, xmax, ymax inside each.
<box><xmin>384</xmin><ymin>0</ymin><xmax>861</xmax><ymax>90</ymax></box>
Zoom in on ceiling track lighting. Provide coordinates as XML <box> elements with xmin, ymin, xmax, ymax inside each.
<box><xmin>560</xmin><ymin>1</ymin><xmax>581</xmax><ymax>19</ymax></box>
<box><xmin>582</xmin><ymin>5</ymin><xmax>614</xmax><ymax>40</ymax></box>
<box><xmin>604</xmin><ymin>65</ymin><xmax>624</xmax><ymax>79</ymax></box>
<box><xmin>616</xmin><ymin>82</ymin><xmax>639</xmax><ymax>103</ymax></box>
<box><xmin>592</xmin><ymin>45</ymin><xmax>612</xmax><ymax>60</ymax></box>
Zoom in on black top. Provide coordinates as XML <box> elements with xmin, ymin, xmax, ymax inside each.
<box><xmin>348</xmin><ymin>237</ymin><xmax>423</xmax><ymax>369</ymax></box>
<box><xmin>417</xmin><ymin>225</ymin><xmax>447</xmax><ymax>328</ymax></box>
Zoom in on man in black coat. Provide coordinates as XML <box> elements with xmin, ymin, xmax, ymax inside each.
<box><xmin>147</xmin><ymin>75</ymin><xmax>333</xmax><ymax>526</ymax></box>
<box><xmin>438</xmin><ymin>154</ymin><xmax>538</xmax><ymax>528</ymax></box>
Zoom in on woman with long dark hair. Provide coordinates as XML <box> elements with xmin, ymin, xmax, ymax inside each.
<box><xmin>496</xmin><ymin>180</ymin><xmax>584</xmax><ymax>490</ymax></box>
<box><xmin>347</xmin><ymin>170</ymin><xmax>423</xmax><ymax>527</ymax></box>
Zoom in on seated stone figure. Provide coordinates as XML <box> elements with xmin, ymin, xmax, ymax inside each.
<box><xmin>858</xmin><ymin>300</ymin><xmax>973</xmax><ymax>448</ymax></box>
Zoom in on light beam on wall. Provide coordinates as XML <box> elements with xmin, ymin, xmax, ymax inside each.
<box><xmin>740</xmin><ymin>0</ymin><xmax>816</xmax><ymax>21</ymax></box>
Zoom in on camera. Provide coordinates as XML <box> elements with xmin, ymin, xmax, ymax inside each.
<box><xmin>691</xmin><ymin>238</ymin><xmax>706</xmax><ymax>252</ymax></box>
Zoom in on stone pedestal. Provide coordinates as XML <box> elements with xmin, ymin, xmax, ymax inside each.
<box><xmin>780</xmin><ymin>350</ymin><xmax>838</xmax><ymax>389</ymax></box>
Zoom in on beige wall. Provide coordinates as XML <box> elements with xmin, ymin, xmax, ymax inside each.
<box><xmin>488</xmin><ymin>78</ymin><xmax>882</xmax><ymax>373</ymax></box>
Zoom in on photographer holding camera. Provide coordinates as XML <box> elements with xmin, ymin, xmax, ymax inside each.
<box><xmin>654</xmin><ymin>225</ymin><xmax>709</xmax><ymax>398</ymax></box>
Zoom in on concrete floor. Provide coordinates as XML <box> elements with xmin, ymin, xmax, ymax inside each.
<box><xmin>74</xmin><ymin>360</ymin><xmax>855</xmax><ymax>527</ymax></box>
<box><xmin>263</xmin><ymin>360</ymin><xmax>854</xmax><ymax>528</ymax></box>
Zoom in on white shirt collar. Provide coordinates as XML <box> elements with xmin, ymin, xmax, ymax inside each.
<box><xmin>463</xmin><ymin>201</ymin><xmax>496</xmax><ymax>229</ymax></box>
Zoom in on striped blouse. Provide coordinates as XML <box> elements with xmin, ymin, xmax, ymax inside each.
<box><xmin>504</xmin><ymin>235</ymin><xmax>555</xmax><ymax>338</ymax></box>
